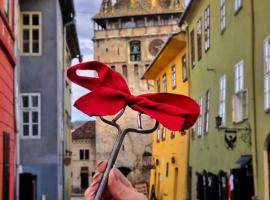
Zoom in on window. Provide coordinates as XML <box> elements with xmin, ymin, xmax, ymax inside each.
<box><xmin>234</xmin><ymin>0</ymin><xmax>242</xmax><ymax>13</ymax></box>
<box><xmin>79</xmin><ymin>149</ymin><xmax>90</xmax><ymax>160</ymax></box>
<box><xmin>157</xmin><ymin>79</ymin><xmax>161</xmax><ymax>93</ymax></box>
<box><xmin>182</xmin><ymin>54</ymin><xmax>187</xmax><ymax>82</ymax></box>
<box><xmin>219</xmin><ymin>75</ymin><xmax>226</xmax><ymax>125</ymax></box>
<box><xmin>130</xmin><ymin>40</ymin><xmax>141</xmax><ymax>61</ymax></box>
<box><xmin>190</xmin><ymin>30</ymin><xmax>195</xmax><ymax>67</ymax></box>
<box><xmin>204</xmin><ymin>90</ymin><xmax>210</xmax><ymax>133</ymax></box>
<box><xmin>134</xmin><ymin>64</ymin><xmax>139</xmax><ymax>78</ymax></box>
<box><xmin>233</xmin><ymin>60</ymin><xmax>247</xmax><ymax>122</ymax></box>
<box><xmin>171</xmin><ymin>65</ymin><xmax>176</xmax><ymax>89</ymax></box>
<box><xmin>122</xmin><ymin>65</ymin><xmax>128</xmax><ymax>80</ymax></box>
<box><xmin>166</xmin><ymin>162</ymin><xmax>169</xmax><ymax>177</ymax></box>
<box><xmin>204</xmin><ymin>6</ymin><xmax>210</xmax><ymax>51</ymax></box>
<box><xmin>21</xmin><ymin>93</ymin><xmax>41</xmax><ymax>138</ymax></box>
<box><xmin>21</xmin><ymin>12</ymin><xmax>42</xmax><ymax>55</ymax></box>
<box><xmin>4</xmin><ymin>0</ymin><xmax>9</xmax><ymax>18</ymax></box>
<box><xmin>196</xmin><ymin>18</ymin><xmax>202</xmax><ymax>61</ymax></box>
<box><xmin>162</xmin><ymin>73</ymin><xmax>167</xmax><ymax>92</ymax></box>
<box><xmin>264</xmin><ymin>36</ymin><xmax>270</xmax><ymax>111</ymax></box>
<box><xmin>197</xmin><ymin>96</ymin><xmax>203</xmax><ymax>136</ymax></box>
<box><xmin>157</xmin><ymin>126</ymin><xmax>160</xmax><ymax>142</ymax></box>
<box><xmin>162</xmin><ymin>127</ymin><xmax>166</xmax><ymax>140</ymax></box>
<box><xmin>170</xmin><ymin>131</ymin><xmax>175</xmax><ymax>139</ymax></box>
<box><xmin>3</xmin><ymin>132</ymin><xmax>10</xmax><ymax>200</ymax></box>
<box><xmin>220</xmin><ymin>0</ymin><xmax>226</xmax><ymax>32</ymax></box>
<box><xmin>235</xmin><ymin>60</ymin><xmax>244</xmax><ymax>93</ymax></box>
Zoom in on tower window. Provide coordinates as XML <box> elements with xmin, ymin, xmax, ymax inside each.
<box><xmin>130</xmin><ymin>40</ymin><xmax>141</xmax><ymax>61</ymax></box>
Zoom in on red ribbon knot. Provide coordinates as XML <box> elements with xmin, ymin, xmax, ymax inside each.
<box><xmin>67</xmin><ymin>61</ymin><xmax>200</xmax><ymax>131</ymax></box>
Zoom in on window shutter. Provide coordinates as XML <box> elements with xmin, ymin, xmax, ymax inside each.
<box><xmin>232</xmin><ymin>95</ymin><xmax>236</xmax><ymax>123</ymax></box>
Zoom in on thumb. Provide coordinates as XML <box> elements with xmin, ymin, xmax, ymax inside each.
<box><xmin>108</xmin><ymin>167</ymin><xmax>147</xmax><ymax>200</ymax></box>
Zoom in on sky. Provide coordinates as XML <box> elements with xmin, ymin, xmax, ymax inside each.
<box><xmin>71</xmin><ymin>0</ymin><xmax>190</xmax><ymax>122</ymax></box>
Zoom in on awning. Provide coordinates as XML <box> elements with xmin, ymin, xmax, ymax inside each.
<box><xmin>235</xmin><ymin>155</ymin><xmax>252</xmax><ymax>166</ymax></box>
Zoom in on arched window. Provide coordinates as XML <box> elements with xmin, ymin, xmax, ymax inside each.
<box><xmin>130</xmin><ymin>40</ymin><xmax>141</xmax><ymax>61</ymax></box>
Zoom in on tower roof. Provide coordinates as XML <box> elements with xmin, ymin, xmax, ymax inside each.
<box><xmin>93</xmin><ymin>0</ymin><xmax>185</xmax><ymax>20</ymax></box>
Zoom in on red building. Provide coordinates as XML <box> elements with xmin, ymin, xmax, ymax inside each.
<box><xmin>0</xmin><ymin>0</ymin><xmax>16</xmax><ymax>200</ymax></box>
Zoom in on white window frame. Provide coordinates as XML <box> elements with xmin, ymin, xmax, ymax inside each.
<box><xmin>204</xmin><ymin>90</ymin><xmax>210</xmax><ymax>133</ymax></box>
<box><xmin>233</xmin><ymin>90</ymin><xmax>248</xmax><ymax>123</ymax></box>
<box><xmin>21</xmin><ymin>12</ymin><xmax>42</xmax><ymax>56</ymax></box>
<box><xmin>204</xmin><ymin>6</ymin><xmax>210</xmax><ymax>51</ymax></box>
<box><xmin>157</xmin><ymin>126</ymin><xmax>160</xmax><ymax>142</ymax></box>
<box><xmin>264</xmin><ymin>36</ymin><xmax>270</xmax><ymax>111</ymax></box>
<box><xmin>219</xmin><ymin>75</ymin><xmax>226</xmax><ymax>125</ymax></box>
<box><xmin>234</xmin><ymin>0</ymin><xmax>242</xmax><ymax>13</ymax></box>
<box><xmin>20</xmin><ymin>93</ymin><xmax>41</xmax><ymax>139</ymax></box>
<box><xmin>162</xmin><ymin>127</ymin><xmax>166</xmax><ymax>140</ymax></box>
<box><xmin>162</xmin><ymin>73</ymin><xmax>167</xmax><ymax>92</ymax></box>
<box><xmin>197</xmin><ymin>96</ymin><xmax>203</xmax><ymax>136</ymax></box>
<box><xmin>171</xmin><ymin>65</ymin><xmax>176</xmax><ymax>89</ymax></box>
<box><xmin>235</xmin><ymin>60</ymin><xmax>244</xmax><ymax>93</ymax></box>
<box><xmin>220</xmin><ymin>0</ymin><xmax>226</xmax><ymax>32</ymax></box>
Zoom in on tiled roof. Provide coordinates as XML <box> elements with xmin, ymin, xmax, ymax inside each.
<box><xmin>72</xmin><ymin>121</ymin><xmax>96</xmax><ymax>140</ymax></box>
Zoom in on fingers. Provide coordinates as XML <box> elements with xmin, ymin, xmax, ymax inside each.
<box><xmin>96</xmin><ymin>160</ymin><xmax>108</xmax><ymax>173</ymax></box>
<box><xmin>113</xmin><ymin>167</ymin><xmax>134</xmax><ymax>190</ymax></box>
<box><xmin>108</xmin><ymin>167</ymin><xmax>148</xmax><ymax>200</ymax></box>
<box><xmin>85</xmin><ymin>172</ymin><xmax>103</xmax><ymax>200</ymax></box>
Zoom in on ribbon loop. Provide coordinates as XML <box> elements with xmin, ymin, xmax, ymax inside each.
<box><xmin>67</xmin><ymin>61</ymin><xmax>200</xmax><ymax>131</ymax></box>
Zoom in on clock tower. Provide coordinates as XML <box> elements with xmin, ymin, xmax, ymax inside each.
<box><xmin>92</xmin><ymin>0</ymin><xmax>184</xmax><ymax>187</ymax></box>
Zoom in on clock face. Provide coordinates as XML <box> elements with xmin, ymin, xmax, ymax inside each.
<box><xmin>149</xmin><ymin>39</ymin><xmax>164</xmax><ymax>56</ymax></box>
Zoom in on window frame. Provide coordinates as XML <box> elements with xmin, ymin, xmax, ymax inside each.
<box><xmin>220</xmin><ymin>0</ymin><xmax>226</xmax><ymax>33</ymax></box>
<box><xmin>204</xmin><ymin>6</ymin><xmax>210</xmax><ymax>52</ymax></box>
<box><xmin>264</xmin><ymin>36</ymin><xmax>270</xmax><ymax>111</ymax></box>
<box><xmin>157</xmin><ymin>79</ymin><xmax>161</xmax><ymax>93</ymax></box>
<box><xmin>20</xmin><ymin>12</ymin><xmax>42</xmax><ymax>56</ymax></box>
<box><xmin>234</xmin><ymin>0</ymin><xmax>242</xmax><ymax>14</ymax></box>
<box><xmin>4</xmin><ymin>0</ymin><xmax>9</xmax><ymax>19</ymax></box>
<box><xmin>182</xmin><ymin>54</ymin><xmax>187</xmax><ymax>82</ymax></box>
<box><xmin>171</xmin><ymin>65</ymin><xmax>176</xmax><ymax>89</ymax></box>
<box><xmin>196</xmin><ymin>18</ymin><xmax>202</xmax><ymax>61</ymax></box>
<box><xmin>190</xmin><ymin>29</ymin><xmax>195</xmax><ymax>68</ymax></box>
<box><xmin>204</xmin><ymin>90</ymin><xmax>210</xmax><ymax>134</ymax></box>
<box><xmin>20</xmin><ymin>93</ymin><xmax>41</xmax><ymax>139</ymax></box>
<box><xmin>79</xmin><ymin>149</ymin><xmax>90</xmax><ymax>160</ymax></box>
<box><xmin>162</xmin><ymin>73</ymin><xmax>167</xmax><ymax>92</ymax></box>
<box><xmin>234</xmin><ymin>60</ymin><xmax>244</xmax><ymax>93</ymax></box>
<box><xmin>219</xmin><ymin>75</ymin><xmax>226</xmax><ymax>126</ymax></box>
<box><xmin>197</xmin><ymin>96</ymin><xmax>203</xmax><ymax>137</ymax></box>
<box><xmin>157</xmin><ymin>126</ymin><xmax>160</xmax><ymax>142</ymax></box>
<box><xmin>162</xmin><ymin>127</ymin><xmax>166</xmax><ymax>140</ymax></box>
<box><xmin>130</xmin><ymin>40</ymin><xmax>141</xmax><ymax>62</ymax></box>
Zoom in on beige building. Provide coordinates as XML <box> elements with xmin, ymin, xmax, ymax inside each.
<box><xmin>92</xmin><ymin>0</ymin><xmax>184</xmax><ymax>185</ymax></box>
<box><xmin>71</xmin><ymin>121</ymin><xmax>96</xmax><ymax>194</ymax></box>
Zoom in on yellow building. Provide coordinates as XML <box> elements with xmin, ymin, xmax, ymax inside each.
<box><xmin>142</xmin><ymin>32</ymin><xmax>188</xmax><ymax>200</ymax></box>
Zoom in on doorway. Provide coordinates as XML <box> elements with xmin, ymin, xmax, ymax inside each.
<box><xmin>19</xmin><ymin>173</ymin><xmax>37</xmax><ymax>200</ymax></box>
<box><xmin>80</xmin><ymin>167</ymin><xmax>89</xmax><ymax>190</ymax></box>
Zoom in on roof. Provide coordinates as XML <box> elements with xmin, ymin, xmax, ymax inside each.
<box><xmin>72</xmin><ymin>121</ymin><xmax>96</xmax><ymax>140</ymax></box>
<box><xmin>93</xmin><ymin>0</ymin><xmax>185</xmax><ymax>20</ymax></box>
<box><xmin>142</xmin><ymin>31</ymin><xmax>186</xmax><ymax>80</ymax></box>
<box><xmin>178</xmin><ymin>0</ymin><xmax>195</xmax><ymax>26</ymax></box>
<box><xmin>59</xmin><ymin>0</ymin><xmax>82</xmax><ymax>61</ymax></box>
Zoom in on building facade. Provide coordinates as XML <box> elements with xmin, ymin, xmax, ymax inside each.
<box><xmin>0</xmin><ymin>0</ymin><xmax>16</xmax><ymax>200</ymax></box>
<box><xmin>143</xmin><ymin>32</ymin><xmax>188</xmax><ymax>200</ymax></box>
<box><xmin>180</xmin><ymin>1</ymin><xmax>256</xmax><ymax>199</ymax></box>
<box><xmin>92</xmin><ymin>0</ymin><xmax>183</xmax><ymax>185</ymax></box>
<box><xmin>71</xmin><ymin>121</ymin><xmax>96</xmax><ymax>194</ymax></box>
<box><xmin>253</xmin><ymin>0</ymin><xmax>270</xmax><ymax>199</ymax></box>
<box><xmin>18</xmin><ymin>0</ymin><xmax>81</xmax><ymax>200</ymax></box>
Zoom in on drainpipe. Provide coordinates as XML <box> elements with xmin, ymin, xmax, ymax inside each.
<box><xmin>250</xmin><ymin>0</ymin><xmax>258</xmax><ymax>196</ymax></box>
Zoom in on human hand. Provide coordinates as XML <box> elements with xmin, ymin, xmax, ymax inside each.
<box><xmin>85</xmin><ymin>161</ymin><xmax>147</xmax><ymax>200</ymax></box>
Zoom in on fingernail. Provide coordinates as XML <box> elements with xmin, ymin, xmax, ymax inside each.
<box><xmin>97</xmin><ymin>160</ymin><xmax>103</xmax><ymax>167</ymax></box>
<box><xmin>90</xmin><ymin>191</ymin><xmax>95</xmax><ymax>197</ymax></box>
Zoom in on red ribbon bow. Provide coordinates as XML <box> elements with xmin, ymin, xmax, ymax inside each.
<box><xmin>67</xmin><ymin>61</ymin><xmax>200</xmax><ymax>131</ymax></box>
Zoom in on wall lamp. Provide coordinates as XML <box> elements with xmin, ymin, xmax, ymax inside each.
<box><xmin>215</xmin><ymin>116</ymin><xmax>251</xmax><ymax>150</ymax></box>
